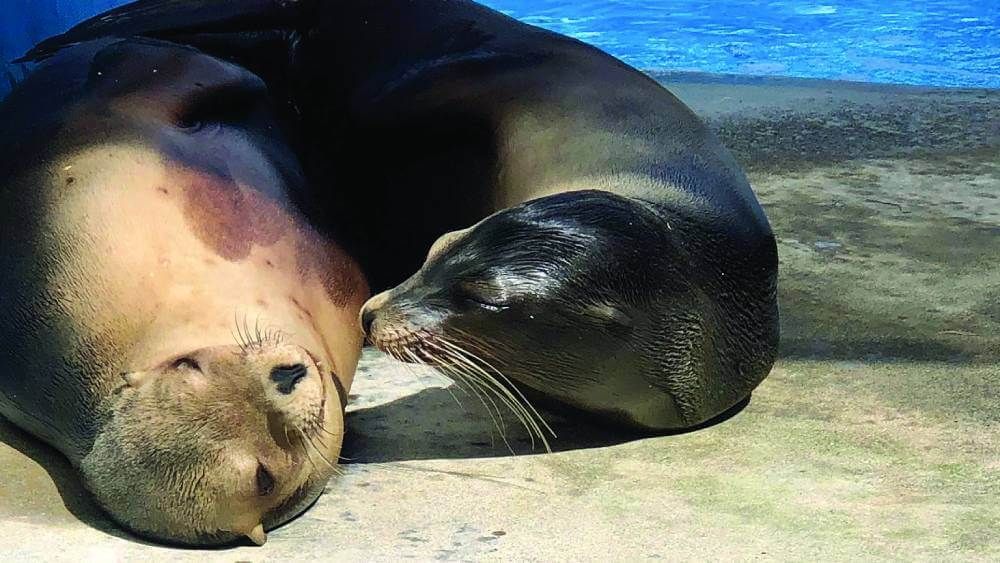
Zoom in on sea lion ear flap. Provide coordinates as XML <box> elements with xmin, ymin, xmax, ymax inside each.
<box><xmin>246</xmin><ymin>523</ymin><xmax>267</xmax><ymax>546</ymax></box>
<box><xmin>426</xmin><ymin>227</ymin><xmax>472</xmax><ymax>263</ymax></box>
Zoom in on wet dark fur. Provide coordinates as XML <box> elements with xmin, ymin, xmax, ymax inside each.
<box><xmin>376</xmin><ymin>190</ymin><xmax>777</xmax><ymax>429</ymax></box>
<box><xmin>23</xmin><ymin>0</ymin><xmax>779</xmax><ymax>431</ymax></box>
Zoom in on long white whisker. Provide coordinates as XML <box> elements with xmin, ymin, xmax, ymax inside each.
<box><xmin>435</xmin><ymin>336</ymin><xmax>553</xmax><ymax>452</ymax></box>
<box><xmin>413</xmin><ymin>344</ymin><xmax>512</xmax><ymax>452</ymax></box>
<box><xmin>429</xmin><ymin>341</ymin><xmax>527</xmax><ymax>442</ymax></box>
<box><xmin>294</xmin><ymin>424</ymin><xmax>341</xmax><ymax>475</ymax></box>
<box><xmin>400</xmin><ymin>346</ymin><xmax>467</xmax><ymax>413</ymax></box>
<box><xmin>444</xmin><ymin>329</ymin><xmax>555</xmax><ymax>442</ymax></box>
<box><xmin>288</xmin><ymin>425</ymin><xmax>318</xmax><ymax>473</ymax></box>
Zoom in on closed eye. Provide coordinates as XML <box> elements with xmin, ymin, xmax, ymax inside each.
<box><xmin>176</xmin><ymin>86</ymin><xmax>259</xmax><ymax>132</ymax></box>
<box><xmin>171</xmin><ymin>357</ymin><xmax>202</xmax><ymax>372</ymax></box>
<box><xmin>456</xmin><ymin>281</ymin><xmax>506</xmax><ymax>311</ymax></box>
<box><xmin>256</xmin><ymin>463</ymin><xmax>276</xmax><ymax>497</ymax></box>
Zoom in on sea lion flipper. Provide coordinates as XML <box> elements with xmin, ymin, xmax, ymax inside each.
<box><xmin>19</xmin><ymin>0</ymin><xmax>308</xmax><ymax>63</ymax></box>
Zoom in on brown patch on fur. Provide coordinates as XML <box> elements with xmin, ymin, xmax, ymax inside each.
<box><xmin>157</xmin><ymin>187</ymin><xmax>169</xmax><ymax>195</ymax></box>
<box><xmin>66</xmin><ymin>177</ymin><xmax>75</xmax><ymax>186</ymax></box>
<box><xmin>171</xmin><ymin>168</ymin><xmax>288</xmax><ymax>261</ymax></box>
<box><xmin>294</xmin><ymin>228</ymin><xmax>369</xmax><ymax>308</ymax></box>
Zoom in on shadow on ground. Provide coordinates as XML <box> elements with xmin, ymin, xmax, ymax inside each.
<box><xmin>0</xmin><ymin>416</ymin><xmax>121</xmax><ymax>535</ymax></box>
<box><xmin>342</xmin><ymin>386</ymin><xmax>750</xmax><ymax>463</ymax></box>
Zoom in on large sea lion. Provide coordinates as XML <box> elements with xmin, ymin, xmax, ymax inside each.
<box><xmin>28</xmin><ymin>0</ymin><xmax>779</xmax><ymax>433</ymax></box>
<box><xmin>0</xmin><ymin>37</ymin><xmax>368</xmax><ymax>544</ymax></box>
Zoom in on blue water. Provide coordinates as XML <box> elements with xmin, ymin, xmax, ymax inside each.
<box><xmin>1</xmin><ymin>0</ymin><xmax>998</xmax><ymax>93</ymax></box>
<box><xmin>482</xmin><ymin>0</ymin><xmax>1000</xmax><ymax>88</ymax></box>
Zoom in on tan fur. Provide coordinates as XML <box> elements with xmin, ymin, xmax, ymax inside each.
<box><xmin>44</xmin><ymin>144</ymin><xmax>364</xmax><ymax>543</ymax></box>
<box><xmin>0</xmin><ymin>40</ymin><xmax>369</xmax><ymax>545</ymax></box>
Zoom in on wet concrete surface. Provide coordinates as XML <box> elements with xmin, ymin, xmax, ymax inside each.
<box><xmin>2</xmin><ymin>73</ymin><xmax>998</xmax><ymax>560</ymax></box>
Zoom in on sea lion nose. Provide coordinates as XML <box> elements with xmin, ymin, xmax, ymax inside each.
<box><xmin>270</xmin><ymin>363</ymin><xmax>308</xmax><ymax>395</ymax></box>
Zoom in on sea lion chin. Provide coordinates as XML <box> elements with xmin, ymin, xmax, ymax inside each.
<box><xmin>0</xmin><ymin>38</ymin><xmax>367</xmax><ymax>545</ymax></box>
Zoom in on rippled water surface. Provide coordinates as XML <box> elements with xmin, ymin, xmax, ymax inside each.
<box><xmin>482</xmin><ymin>0</ymin><xmax>1000</xmax><ymax>87</ymax></box>
<box><xmin>1</xmin><ymin>0</ymin><xmax>998</xmax><ymax>89</ymax></box>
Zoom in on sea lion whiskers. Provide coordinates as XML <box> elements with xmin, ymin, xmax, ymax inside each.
<box><xmin>445</xmin><ymin>327</ymin><xmax>556</xmax><ymax>442</ymax></box>
<box><xmin>412</xmin><ymin>342</ymin><xmax>515</xmax><ymax>452</ymax></box>
<box><xmin>249</xmin><ymin>317</ymin><xmax>289</xmax><ymax>350</ymax></box>
<box><xmin>392</xmin><ymin>347</ymin><xmax>506</xmax><ymax>442</ymax></box>
<box><xmin>430</xmin><ymin>353</ymin><xmax>516</xmax><ymax>451</ymax></box>
<box><xmin>425</xmin><ymin>341</ymin><xmax>521</xmax><ymax>440</ymax></box>
<box><xmin>441</xmin><ymin>327</ymin><xmax>553</xmax><ymax>431</ymax></box>
<box><xmin>283</xmin><ymin>420</ymin><xmax>326</xmax><ymax>473</ymax></box>
<box><xmin>263</xmin><ymin>326</ymin><xmax>288</xmax><ymax>347</ymax></box>
<box><xmin>422</xmin><ymin>336</ymin><xmax>549</xmax><ymax>452</ymax></box>
<box><xmin>230</xmin><ymin>311</ymin><xmax>291</xmax><ymax>355</ymax></box>
<box><xmin>379</xmin><ymin>326</ymin><xmax>537</xmax><ymax>453</ymax></box>
<box><xmin>431</xmin><ymin>337</ymin><xmax>553</xmax><ymax>452</ymax></box>
<box><xmin>291</xmin><ymin>422</ymin><xmax>343</xmax><ymax>477</ymax></box>
<box><xmin>295</xmin><ymin>397</ymin><xmax>346</xmax><ymax>478</ymax></box>
<box><xmin>281</xmin><ymin>422</ymin><xmax>323</xmax><ymax>477</ymax></box>
<box><xmin>447</xmin><ymin>354</ymin><xmax>542</xmax><ymax>453</ymax></box>
<box><xmin>241</xmin><ymin>312</ymin><xmax>253</xmax><ymax>353</ymax></box>
<box><xmin>383</xmin><ymin>332</ymin><xmax>507</xmax><ymax>450</ymax></box>
<box><xmin>394</xmin><ymin>344</ymin><xmax>470</xmax><ymax>414</ymax></box>
<box><xmin>315</xmin><ymin>423</ymin><xmax>347</xmax><ymax>445</ymax></box>
<box><xmin>404</xmin><ymin>346</ymin><xmax>470</xmax><ymax>413</ymax></box>
<box><xmin>233</xmin><ymin>310</ymin><xmax>249</xmax><ymax>352</ymax></box>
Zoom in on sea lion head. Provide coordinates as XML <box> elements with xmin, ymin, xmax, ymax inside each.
<box><xmin>0</xmin><ymin>38</ymin><xmax>366</xmax><ymax>545</ymax></box>
<box><xmin>362</xmin><ymin>190</ymin><xmax>701</xmax><ymax>429</ymax></box>
<box><xmin>83</xmin><ymin>341</ymin><xmax>345</xmax><ymax>546</ymax></box>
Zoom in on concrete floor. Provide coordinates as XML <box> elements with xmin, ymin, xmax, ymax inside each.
<box><xmin>2</xmin><ymin>74</ymin><xmax>998</xmax><ymax>561</ymax></box>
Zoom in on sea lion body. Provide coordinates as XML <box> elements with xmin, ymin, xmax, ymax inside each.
<box><xmin>0</xmin><ymin>38</ymin><xmax>367</xmax><ymax>544</ymax></box>
<box><xmin>327</xmin><ymin>0</ymin><xmax>779</xmax><ymax>430</ymax></box>
<box><xmin>26</xmin><ymin>0</ymin><xmax>778</xmax><ymax>431</ymax></box>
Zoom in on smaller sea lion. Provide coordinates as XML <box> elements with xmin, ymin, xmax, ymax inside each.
<box><xmin>0</xmin><ymin>38</ymin><xmax>367</xmax><ymax>545</ymax></box>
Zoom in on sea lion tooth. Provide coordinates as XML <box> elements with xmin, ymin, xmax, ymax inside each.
<box><xmin>246</xmin><ymin>524</ymin><xmax>267</xmax><ymax>546</ymax></box>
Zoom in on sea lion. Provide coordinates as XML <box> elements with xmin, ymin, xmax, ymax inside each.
<box><xmin>28</xmin><ymin>0</ymin><xmax>778</xmax><ymax>432</ymax></box>
<box><xmin>0</xmin><ymin>37</ymin><xmax>367</xmax><ymax>545</ymax></box>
